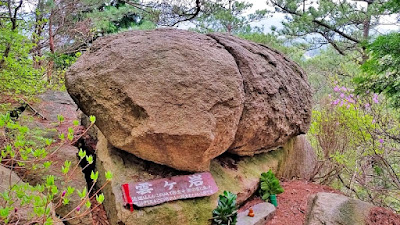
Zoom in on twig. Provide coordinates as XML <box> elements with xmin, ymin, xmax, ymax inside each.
<box><xmin>71</xmin><ymin>122</ymin><xmax>94</xmax><ymax>145</ymax></box>
<box><xmin>19</xmin><ymin>98</ymin><xmax>46</xmax><ymax>120</ymax></box>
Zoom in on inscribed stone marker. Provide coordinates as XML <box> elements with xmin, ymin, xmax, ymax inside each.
<box><xmin>121</xmin><ymin>172</ymin><xmax>218</xmax><ymax>208</ymax></box>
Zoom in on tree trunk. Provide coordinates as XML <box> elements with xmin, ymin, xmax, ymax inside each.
<box><xmin>227</xmin><ymin>0</ymin><xmax>233</xmax><ymax>34</ymax></box>
<box><xmin>47</xmin><ymin>13</ymin><xmax>55</xmax><ymax>82</ymax></box>
<box><xmin>361</xmin><ymin>0</ymin><xmax>373</xmax><ymax>63</ymax></box>
<box><xmin>33</xmin><ymin>0</ymin><xmax>45</xmax><ymax>69</ymax></box>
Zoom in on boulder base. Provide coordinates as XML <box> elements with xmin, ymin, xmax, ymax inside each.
<box><xmin>96</xmin><ymin>131</ymin><xmax>294</xmax><ymax>225</ymax></box>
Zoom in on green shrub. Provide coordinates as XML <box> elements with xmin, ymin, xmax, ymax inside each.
<box><xmin>212</xmin><ymin>191</ymin><xmax>237</xmax><ymax>225</ymax></box>
<box><xmin>0</xmin><ymin>22</ymin><xmax>46</xmax><ymax>96</ymax></box>
<box><xmin>309</xmin><ymin>85</ymin><xmax>400</xmax><ymax>212</ymax></box>
<box><xmin>260</xmin><ymin>170</ymin><xmax>284</xmax><ymax>201</ymax></box>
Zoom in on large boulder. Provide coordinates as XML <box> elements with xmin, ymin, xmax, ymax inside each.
<box><xmin>95</xmin><ymin>131</ymin><xmax>296</xmax><ymax>225</ymax></box>
<box><xmin>66</xmin><ymin>29</ymin><xmax>312</xmax><ymax>171</ymax></box>
<box><xmin>305</xmin><ymin>192</ymin><xmax>374</xmax><ymax>225</ymax></box>
<box><xmin>66</xmin><ymin>29</ymin><xmax>244</xmax><ymax>172</ymax></box>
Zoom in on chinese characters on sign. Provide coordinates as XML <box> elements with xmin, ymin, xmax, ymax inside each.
<box><xmin>121</xmin><ymin>172</ymin><xmax>218</xmax><ymax>208</ymax></box>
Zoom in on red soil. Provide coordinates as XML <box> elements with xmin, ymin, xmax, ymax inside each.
<box><xmin>367</xmin><ymin>207</ymin><xmax>400</xmax><ymax>225</ymax></box>
<box><xmin>266</xmin><ymin>180</ymin><xmax>340</xmax><ymax>225</ymax></box>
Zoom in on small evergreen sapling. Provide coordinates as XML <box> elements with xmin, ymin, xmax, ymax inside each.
<box><xmin>260</xmin><ymin>170</ymin><xmax>284</xmax><ymax>201</ymax></box>
<box><xmin>212</xmin><ymin>191</ymin><xmax>238</xmax><ymax>225</ymax></box>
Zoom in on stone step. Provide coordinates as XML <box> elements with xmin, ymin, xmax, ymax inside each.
<box><xmin>237</xmin><ymin>202</ymin><xmax>276</xmax><ymax>225</ymax></box>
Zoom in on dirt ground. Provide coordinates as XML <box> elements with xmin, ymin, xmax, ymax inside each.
<box><xmin>367</xmin><ymin>207</ymin><xmax>400</xmax><ymax>225</ymax></box>
<box><xmin>241</xmin><ymin>179</ymin><xmax>400</xmax><ymax>225</ymax></box>
<box><xmin>266</xmin><ymin>180</ymin><xmax>340</xmax><ymax>225</ymax></box>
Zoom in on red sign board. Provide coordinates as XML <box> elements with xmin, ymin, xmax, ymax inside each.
<box><xmin>121</xmin><ymin>172</ymin><xmax>218</xmax><ymax>208</ymax></box>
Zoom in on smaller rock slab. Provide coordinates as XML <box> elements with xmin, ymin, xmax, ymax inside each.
<box><xmin>122</xmin><ymin>172</ymin><xmax>218</xmax><ymax>207</ymax></box>
<box><xmin>305</xmin><ymin>192</ymin><xmax>374</xmax><ymax>225</ymax></box>
<box><xmin>237</xmin><ymin>202</ymin><xmax>275</xmax><ymax>225</ymax></box>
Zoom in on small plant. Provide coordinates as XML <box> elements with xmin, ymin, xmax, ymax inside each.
<box><xmin>57</xmin><ymin>114</ymin><xmax>64</xmax><ymax>126</ymax></box>
<box><xmin>212</xmin><ymin>191</ymin><xmax>238</xmax><ymax>225</ymax></box>
<box><xmin>0</xmin><ymin>113</ymin><xmax>111</xmax><ymax>224</ymax></box>
<box><xmin>260</xmin><ymin>170</ymin><xmax>284</xmax><ymax>206</ymax></box>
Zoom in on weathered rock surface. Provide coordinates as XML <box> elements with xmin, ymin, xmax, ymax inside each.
<box><xmin>237</xmin><ymin>203</ymin><xmax>275</xmax><ymax>225</ymax></box>
<box><xmin>67</xmin><ymin>29</ymin><xmax>244</xmax><ymax>171</ymax></box>
<box><xmin>0</xmin><ymin>165</ymin><xmax>63</xmax><ymax>225</ymax></box>
<box><xmin>277</xmin><ymin>135</ymin><xmax>317</xmax><ymax>180</ymax></box>
<box><xmin>66</xmin><ymin>29</ymin><xmax>312</xmax><ymax>171</ymax></box>
<box><xmin>95</xmin><ymin>131</ymin><xmax>294</xmax><ymax>225</ymax></box>
<box><xmin>19</xmin><ymin>91</ymin><xmax>92</xmax><ymax>225</ymax></box>
<box><xmin>208</xmin><ymin>33</ymin><xmax>312</xmax><ymax>155</ymax></box>
<box><xmin>305</xmin><ymin>192</ymin><xmax>374</xmax><ymax>225</ymax></box>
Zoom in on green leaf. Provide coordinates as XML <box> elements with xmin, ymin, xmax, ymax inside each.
<box><xmin>73</xmin><ymin>120</ymin><xmax>79</xmax><ymax>126</ymax></box>
<box><xmin>62</xmin><ymin>161</ymin><xmax>71</xmax><ymax>172</ymax></box>
<box><xmin>63</xmin><ymin>197</ymin><xmax>70</xmax><ymax>205</ymax></box>
<box><xmin>57</xmin><ymin>115</ymin><xmax>64</xmax><ymax>123</ymax></box>
<box><xmin>78</xmin><ymin>149</ymin><xmax>86</xmax><ymax>159</ymax></box>
<box><xmin>0</xmin><ymin>207</ymin><xmax>11</xmax><ymax>219</ymax></box>
<box><xmin>51</xmin><ymin>186</ymin><xmax>58</xmax><ymax>194</ymax></box>
<box><xmin>262</xmin><ymin>193</ymin><xmax>270</xmax><ymax>201</ymax></box>
<box><xmin>43</xmin><ymin>161</ymin><xmax>52</xmax><ymax>169</ymax></box>
<box><xmin>67</xmin><ymin>186</ymin><xmax>75</xmax><ymax>196</ymax></box>
<box><xmin>44</xmin><ymin>217</ymin><xmax>54</xmax><ymax>225</ymax></box>
<box><xmin>96</xmin><ymin>194</ymin><xmax>105</xmax><ymax>204</ymax></box>
<box><xmin>59</xmin><ymin>133</ymin><xmax>65</xmax><ymax>141</ymax></box>
<box><xmin>35</xmin><ymin>184</ymin><xmax>45</xmax><ymax>193</ymax></box>
<box><xmin>77</xmin><ymin>187</ymin><xmax>87</xmax><ymax>199</ymax></box>
<box><xmin>105</xmin><ymin>171</ymin><xmax>113</xmax><ymax>181</ymax></box>
<box><xmin>86</xmin><ymin>155</ymin><xmax>93</xmax><ymax>164</ymax></box>
<box><xmin>46</xmin><ymin>175</ymin><xmax>55</xmax><ymax>186</ymax></box>
<box><xmin>67</xmin><ymin>133</ymin><xmax>74</xmax><ymax>141</ymax></box>
<box><xmin>90</xmin><ymin>171</ymin><xmax>99</xmax><ymax>181</ymax></box>
<box><xmin>85</xmin><ymin>200</ymin><xmax>91</xmax><ymax>208</ymax></box>
<box><xmin>45</xmin><ymin>139</ymin><xmax>53</xmax><ymax>146</ymax></box>
<box><xmin>89</xmin><ymin>115</ymin><xmax>96</xmax><ymax>124</ymax></box>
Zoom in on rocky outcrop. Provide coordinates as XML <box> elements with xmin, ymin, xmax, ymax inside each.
<box><xmin>66</xmin><ymin>29</ymin><xmax>312</xmax><ymax>171</ymax></box>
<box><xmin>305</xmin><ymin>192</ymin><xmax>374</xmax><ymax>225</ymax></box>
<box><xmin>95</xmin><ymin>131</ymin><xmax>296</xmax><ymax>225</ymax></box>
